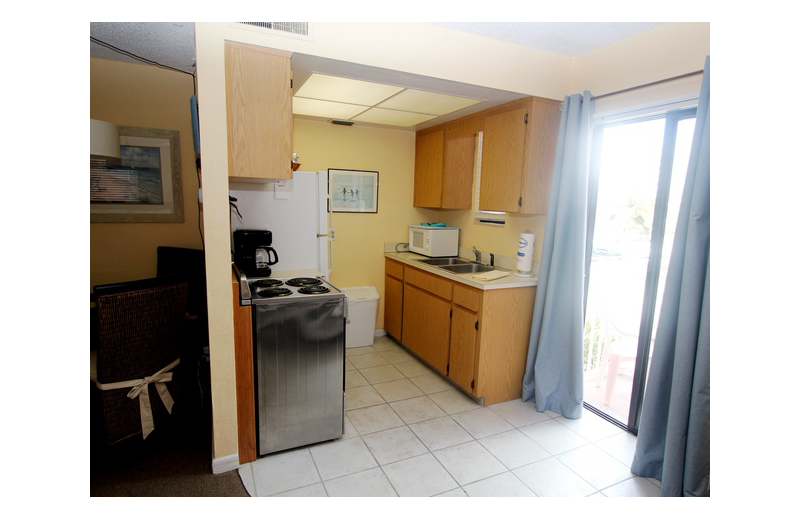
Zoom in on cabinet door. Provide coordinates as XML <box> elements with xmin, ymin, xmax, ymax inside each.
<box><xmin>519</xmin><ymin>99</ymin><xmax>562</xmax><ymax>215</ymax></box>
<box><xmin>441</xmin><ymin>134</ymin><xmax>476</xmax><ymax>210</ymax></box>
<box><xmin>384</xmin><ymin>274</ymin><xmax>403</xmax><ymax>341</ymax></box>
<box><xmin>402</xmin><ymin>284</ymin><xmax>451</xmax><ymax>374</ymax></box>
<box><xmin>449</xmin><ymin>306</ymin><xmax>478</xmax><ymax>393</ymax></box>
<box><xmin>413</xmin><ymin>130</ymin><xmax>444</xmax><ymax>208</ymax></box>
<box><xmin>225</xmin><ymin>42</ymin><xmax>293</xmax><ymax>180</ymax></box>
<box><xmin>479</xmin><ymin>106</ymin><xmax>528</xmax><ymax>212</ymax></box>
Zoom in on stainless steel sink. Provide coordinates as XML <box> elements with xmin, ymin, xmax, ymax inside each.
<box><xmin>416</xmin><ymin>258</ymin><xmax>472</xmax><ymax>266</ymax></box>
<box><xmin>439</xmin><ymin>264</ymin><xmax>495</xmax><ymax>274</ymax></box>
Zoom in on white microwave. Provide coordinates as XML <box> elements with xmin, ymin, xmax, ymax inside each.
<box><xmin>408</xmin><ymin>225</ymin><xmax>460</xmax><ymax>257</ymax></box>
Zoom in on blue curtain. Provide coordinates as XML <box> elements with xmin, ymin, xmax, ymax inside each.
<box><xmin>521</xmin><ymin>92</ymin><xmax>593</xmax><ymax>419</ymax></box>
<box><xmin>631</xmin><ymin>57</ymin><xmax>711</xmax><ymax>497</ymax></box>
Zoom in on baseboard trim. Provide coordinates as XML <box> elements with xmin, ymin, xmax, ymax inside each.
<box><xmin>374</xmin><ymin>329</ymin><xmax>387</xmax><ymax>337</ymax></box>
<box><xmin>212</xmin><ymin>453</ymin><xmax>240</xmax><ymax>475</ymax></box>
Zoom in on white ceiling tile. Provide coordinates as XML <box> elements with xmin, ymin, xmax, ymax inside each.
<box><xmin>377</xmin><ymin>89</ymin><xmax>482</xmax><ymax>116</ymax></box>
<box><xmin>292</xmin><ymin>97</ymin><xmax>367</xmax><ymax>119</ymax></box>
<box><xmin>295</xmin><ymin>74</ymin><xmax>404</xmax><ymax>106</ymax></box>
<box><xmin>352</xmin><ymin>108</ymin><xmax>437</xmax><ymax>127</ymax></box>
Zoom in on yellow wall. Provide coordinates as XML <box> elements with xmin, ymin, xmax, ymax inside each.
<box><xmin>90</xmin><ymin>58</ymin><xmax>202</xmax><ymax>288</ymax></box>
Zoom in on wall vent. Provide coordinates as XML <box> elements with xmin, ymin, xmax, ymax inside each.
<box><xmin>233</xmin><ymin>22</ymin><xmax>311</xmax><ymax>40</ymax></box>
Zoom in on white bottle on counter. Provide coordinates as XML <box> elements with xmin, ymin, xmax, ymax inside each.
<box><xmin>515</xmin><ymin>230</ymin><xmax>535</xmax><ymax>277</ymax></box>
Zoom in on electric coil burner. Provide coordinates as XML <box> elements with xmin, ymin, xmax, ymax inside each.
<box><xmin>250</xmin><ymin>278</ymin><xmax>290</xmax><ymax>298</ymax></box>
<box><xmin>256</xmin><ymin>287</ymin><xmax>292</xmax><ymax>298</ymax></box>
<box><xmin>298</xmin><ymin>285</ymin><xmax>331</xmax><ymax>295</ymax></box>
<box><xmin>289</xmin><ymin>277</ymin><xmax>330</xmax><ymax>294</ymax></box>
<box><xmin>285</xmin><ymin>277</ymin><xmax>323</xmax><ymax>287</ymax></box>
<box><xmin>252</xmin><ymin>279</ymin><xmax>284</xmax><ymax>288</ymax></box>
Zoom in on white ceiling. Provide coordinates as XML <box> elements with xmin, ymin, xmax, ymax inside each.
<box><xmin>430</xmin><ymin>22</ymin><xmax>664</xmax><ymax>58</ymax></box>
<box><xmin>89</xmin><ymin>22</ymin><xmax>665</xmax><ymax>129</ymax></box>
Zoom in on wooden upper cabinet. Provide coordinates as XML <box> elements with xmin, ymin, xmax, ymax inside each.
<box><xmin>441</xmin><ymin>134</ymin><xmax>476</xmax><ymax>209</ymax></box>
<box><xmin>479</xmin><ymin>106</ymin><xmax>528</xmax><ymax>213</ymax></box>
<box><xmin>225</xmin><ymin>42</ymin><xmax>293</xmax><ymax>180</ymax></box>
<box><xmin>519</xmin><ymin>98</ymin><xmax>562</xmax><ymax>215</ymax></box>
<box><xmin>413</xmin><ymin>130</ymin><xmax>444</xmax><ymax>208</ymax></box>
<box><xmin>414</xmin><ymin>126</ymin><xmax>476</xmax><ymax>210</ymax></box>
<box><xmin>480</xmin><ymin>98</ymin><xmax>562</xmax><ymax>215</ymax></box>
<box><xmin>413</xmin><ymin>97</ymin><xmax>559</xmax><ymax>215</ymax></box>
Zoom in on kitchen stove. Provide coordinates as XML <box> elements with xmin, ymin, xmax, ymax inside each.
<box><xmin>234</xmin><ymin>265</ymin><xmax>349</xmax><ymax>457</ymax></box>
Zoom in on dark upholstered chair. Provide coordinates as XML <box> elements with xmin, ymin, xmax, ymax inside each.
<box><xmin>91</xmin><ymin>275</ymin><xmax>189</xmax><ymax>445</ymax></box>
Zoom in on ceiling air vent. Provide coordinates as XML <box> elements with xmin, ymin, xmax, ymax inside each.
<box><xmin>234</xmin><ymin>22</ymin><xmax>311</xmax><ymax>40</ymax></box>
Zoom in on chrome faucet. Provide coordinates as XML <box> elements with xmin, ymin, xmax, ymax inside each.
<box><xmin>473</xmin><ymin>246</ymin><xmax>481</xmax><ymax>264</ymax></box>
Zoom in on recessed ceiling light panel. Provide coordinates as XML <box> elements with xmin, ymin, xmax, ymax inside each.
<box><xmin>377</xmin><ymin>89</ymin><xmax>482</xmax><ymax>116</ymax></box>
<box><xmin>292</xmin><ymin>70</ymin><xmax>492</xmax><ymax>128</ymax></box>
<box><xmin>296</xmin><ymin>74</ymin><xmax>404</xmax><ymax>106</ymax></box>
<box><xmin>352</xmin><ymin>108</ymin><xmax>437</xmax><ymax>127</ymax></box>
<box><xmin>292</xmin><ymin>97</ymin><xmax>367</xmax><ymax>120</ymax></box>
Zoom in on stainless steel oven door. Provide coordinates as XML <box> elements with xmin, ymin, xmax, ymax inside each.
<box><xmin>253</xmin><ymin>297</ymin><xmax>346</xmax><ymax>456</ymax></box>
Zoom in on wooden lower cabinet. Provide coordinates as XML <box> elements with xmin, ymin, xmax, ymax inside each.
<box><xmin>384</xmin><ymin>274</ymin><xmax>404</xmax><ymax>341</ymax></box>
<box><xmin>474</xmin><ymin>287</ymin><xmax>536</xmax><ymax>404</ymax></box>
<box><xmin>449</xmin><ymin>305</ymin><xmax>478</xmax><ymax>391</ymax></box>
<box><xmin>388</xmin><ymin>260</ymin><xmax>537</xmax><ymax>406</ymax></box>
<box><xmin>232</xmin><ymin>271</ymin><xmax>257</xmax><ymax>464</ymax></box>
<box><xmin>402</xmin><ymin>283</ymin><xmax>451</xmax><ymax>374</ymax></box>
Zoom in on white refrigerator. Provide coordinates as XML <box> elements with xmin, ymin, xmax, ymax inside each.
<box><xmin>229</xmin><ymin>171</ymin><xmax>332</xmax><ymax>278</ymax></box>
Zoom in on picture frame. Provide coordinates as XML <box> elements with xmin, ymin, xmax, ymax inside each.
<box><xmin>329</xmin><ymin>169</ymin><xmax>379</xmax><ymax>213</ymax></box>
<box><xmin>90</xmin><ymin>126</ymin><xmax>184</xmax><ymax>223</ymax></box>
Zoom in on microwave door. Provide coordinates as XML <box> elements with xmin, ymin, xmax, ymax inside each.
<box><xmin>411</xmin><ymin>229</ymin><xmax>424</xmax><ymax>251</ymax></box>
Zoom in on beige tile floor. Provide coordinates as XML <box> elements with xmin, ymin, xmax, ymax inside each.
<box><xmin>238</xmin><ymin>335</ymin><xmax>662</xmax><ymax>497</ymax></box>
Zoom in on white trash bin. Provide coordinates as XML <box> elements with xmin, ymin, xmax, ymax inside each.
<box><xmin>342</xmin><ymin>286</ymin><xmax>379</xmax><ymax>348</ymax></box>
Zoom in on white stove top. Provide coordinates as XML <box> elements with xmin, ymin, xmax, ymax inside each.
<box><xmin>242</xmin><ymin>275</ymin><xmax>345</xmax><ymax>305</ymax></box>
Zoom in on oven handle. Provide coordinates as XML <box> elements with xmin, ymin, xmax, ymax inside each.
<box><xmin>233</xmin><ymin>262</ymin><xmax>251</xmax><ymax>305</ymax></box>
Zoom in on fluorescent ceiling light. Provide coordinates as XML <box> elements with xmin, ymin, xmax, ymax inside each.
<box><xmin>293</xmin><ymin>97</ymin><xmax>367</xmax><ymax>120</ymax></box>
<box><xmin>293</xmin><ymin>73</ymin><xmax>484</xmax><ymax>127</ymax></box>
<box><xmin>377</xmin><ymin>89</ymin><xmax>482</xmax><ymax>116</ymax></box>
<box><xmin>352</xmin><ymin>108</ymin><xmax>436</xmax><ymax>127</ymax></box>
<box><xmin>295</xmin><ymin>74</ymin><xmax>403</xmax><ymax>106</ymax></box>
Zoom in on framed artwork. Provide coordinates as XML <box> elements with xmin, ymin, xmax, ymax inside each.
<box><xmin>90</xmin><ymin>126</ymin><xmax>184</xmax><ymax>223</ymax></box>
<box><xmin>329</xmin><ymin>169</ymin><xmax>378</xmax><ymax>213</ymax></box>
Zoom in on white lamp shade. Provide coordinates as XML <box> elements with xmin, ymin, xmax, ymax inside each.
<box><xmin>90</xmin><ymin>119</ymin><xmax>120</xmax><ymax>160</ymax></box>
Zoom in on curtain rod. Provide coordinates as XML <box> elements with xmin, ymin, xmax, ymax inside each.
<box><xmin>591</xmin><ymin>69</ymin><xmax>705</xmax><ymax>101</ymax></box>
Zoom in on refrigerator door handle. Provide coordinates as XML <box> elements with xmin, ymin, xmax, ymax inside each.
<box><xmin>327</xmin><ymin>175</ymin><xmax>333</xmax><ymax>275</ymax></box>
<box><xmin>328</xmin><ymin>236</ymin><xmax>333</xmax><ymax>274</ymax></box>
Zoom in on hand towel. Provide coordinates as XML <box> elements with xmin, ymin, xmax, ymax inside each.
<box><xmin>472</xmin><ymin>270</ymin><xmax>510</xmax><ymax>282</ymax></box>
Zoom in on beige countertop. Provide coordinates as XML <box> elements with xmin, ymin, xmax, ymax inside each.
<box><xmin>384</xmin><ymin>252</ymin><xmax>537</xmax><ymax>290</ymax></box>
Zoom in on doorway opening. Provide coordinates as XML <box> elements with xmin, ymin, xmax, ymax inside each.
<box><xmin>582</xmin><ymin>108</ymin><xmax>696</xmax><ymax>432</ymax></box>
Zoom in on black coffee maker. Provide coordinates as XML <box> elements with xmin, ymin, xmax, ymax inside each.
<box><xmin>233</xmin><ymin>229</ymin><xmax>279</xmax><ymax>277</ymax></box>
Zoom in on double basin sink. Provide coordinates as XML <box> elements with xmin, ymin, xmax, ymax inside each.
<box><xmin>415</xmin><ymin>257</ymin><xmax>495</xmax><ymax>274</ymax></box>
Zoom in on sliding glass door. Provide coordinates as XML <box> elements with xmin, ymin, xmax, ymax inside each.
<box><xmin>582</xmin><ymin>108</ymin><xmax>696</xmax><ymax>433</ymax></box>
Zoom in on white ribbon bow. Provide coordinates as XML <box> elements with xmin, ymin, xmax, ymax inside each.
<box><xmin>96</xmin><ymin>358</ymin><xmax>180</xmax><ymax>439</ymax></box>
